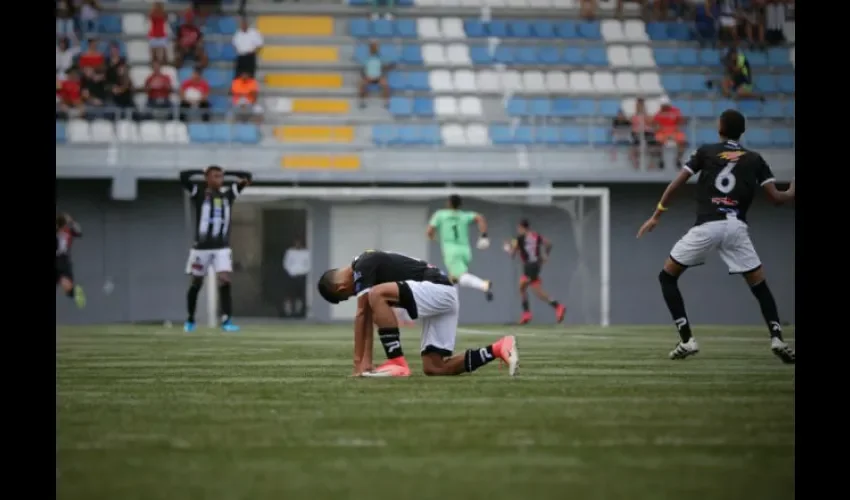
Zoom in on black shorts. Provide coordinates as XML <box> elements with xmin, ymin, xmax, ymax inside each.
<box><xmin>521</xmin><ymin>262</ymin><xmax>542</xmax><ymax>284</ymax></box>
<box><xmin>56</xmin><ymin>255</ymin><xmax>73</xmax><ymax>283</ymax></box>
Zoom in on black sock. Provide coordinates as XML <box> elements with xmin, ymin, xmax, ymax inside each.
<box><xmin>464</xmin><ymin>346</ymin><xmax>496</xmax><ymax>373</ymax></box>
<box><xmin>750</xmin><ymin>280</ymin><xmax>783</xmax><ymax>340</ymax></box>
<box><xmin>521</xmin><ymin>300</ymin><xmax>529</xmax><ymax>312</ymax></box>
<box><xmin>219</xmin><ymin>282</ymin><xmax>233</xmax><ymax>321</ymax></box>
<box><xmin>549</xmin><ymin>300</ymin><xmax>560</xmax><ymax>308</ymax></box>
<box><xmin>658</xmin><ymin>270</ymin><xmax>693</xmax><ymax>342</ymax></box>
<box><xmin>186</xmin><ymin>282</ymin><xmax>202</xmax><ymax>323</ymax></box>
<box><xmin>378</xmin><ymin>327</ymin><xmax>404</xmax><ymax>359</ymax></box>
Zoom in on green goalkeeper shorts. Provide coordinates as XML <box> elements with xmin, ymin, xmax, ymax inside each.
<box><xmin>443</xmin><ymin>246</ymin><xmax>472</xmax><ymax>278</ymax></box>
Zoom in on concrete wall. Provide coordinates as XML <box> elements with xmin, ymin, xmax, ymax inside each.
<box><xmin>57</xmin><ymin>180</ymin><xmax>795</xmax><ymax>326</ymax></box>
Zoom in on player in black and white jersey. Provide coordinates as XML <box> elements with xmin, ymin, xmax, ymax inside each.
<box><xmin>317</xmin><ymin>250</ymin><xmax>519</xmax><ymax>377</ymax></box>
<box><xmin>180</xmin><ymin>165</ymin><xmax>252</xmax><ymax>332</ymax></box>
<box><xmin>637</xmin><ymin>109</ymin><xmax>795</xmax><ymax>363</ymax></box>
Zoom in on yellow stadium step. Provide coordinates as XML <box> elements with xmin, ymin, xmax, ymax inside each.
<box><xmin>282</xmin><ymin>155</ymin><xmax>361</xmax><ymax>170</ymax></box>
<box><xmin>265</xmin><ymin>73</ymin><xmax>342</xmax><ymax>89</ymax></box>
<box><xmin>291</xmin><ymin>99</ymin><xmax>350</xmax><ymax>114</ymax></box>
<box><xmin>275</xmin><ymin>126</ymin><xmax>355</xmax><ymax>144</ymax></box>
<box><xmin>257</xmin><ymin>16</ymin><xmax>334</xmax><ymax>36</ymax></box>
<box><xmin>261</xmin><ymin>46</ymin><xmax>339</xmax><ymax>63</ymax></box>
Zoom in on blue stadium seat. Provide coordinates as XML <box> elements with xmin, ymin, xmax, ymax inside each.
<box><xmin>205</xmin><ymin>42</ymin><xmax>236</xmax><ymax>62</ymax></box>
<box><xmin>646</xmin><ymin>23</ymin><xmax>668</xmax><ymax>41</ymax></box>
<box><xmin>736</xmin><ymin>100</ymin><xmax>762</xmax><ymax>118</ymax></box>
<box><xmin>754</xmin><ymin>75</ymin><xmax>777</xmax><ymax>93</ymax></box>
<box><xmin>528</xmin><ymin>99</ymin><xmax>551</xmax><ymax>117</ymax></box>
<box><xmin>761</xmin><ymin>100</ymin><xmax>784</xmax><ymax>118</ymax></box>
<box><xmin>209</xmin><ymin>95</ymin><xmax>229</xmax><ymax>113</ymax></box>
<box><xmin>489</xmin><ymin>125</ymin><xmax>513</xmax><ymax>145</ymax></box>
<box><xmin>715</xmin><ymin>99</ymin><xmax>736</xmax><ymax>114</ymax></box>
<box><xmin>516</xmin><ymin>47</ymin><xmax>538</xmax><ymax>64</ymax></box>
<box><xmin>598</xmin><ymin>99</ymin><xmax>621</xmax><ymax>118</ymax></box>
<box><xmin>777</xmin><ymin>75</ymin><xmax>795</xmax><ymax>93</ymax></box>
<box><xmin>82</xmin><ymin>39</ymin><xmax>126</xmax><ymax>55</ymax></box>
<box><xmin>469</xmin><ymin>46</ymin><xmax>493</xmax><ymax>64</ymax></box>
<box><xmin>668</xmin><ymin>23</ymin><xmax>692</xmax><ymax>41</ymax></box>
<box><xmin>216</xmin><ymin>17</ymin><xmax>238</xmax><ymax>36</ymax></box>
<box><xmin>232</xmin><ymin>124</ymin><xmax>260</xmax><ymax>144</ymax></box>
<box><xmin>577</xmin><ymin>21</ymin><xmax>602</xmax><ymax>39</ymax></box>
<box><xmin>395</xmin><ymin>19</ymin><xmax>417</xmax><ymax>38</ymax></box>
<box><xmin>683</xmin><ymin>74</ymin><xmax>705</xmax><ymax>92</ymax></box>
<box><xmin>388</xmin><ymin>72</ymin><xmax>427</xmax><ymax>91</ymax></box>
<box><xmin>389</xmin><ymin>97</ymin><xmax>413</xmax><ymax>117</ymax></box>
<box><xmin>770</xmin><ymin>128</ymin><xmax>793</xmax><ymax>147</ymax></box>
<box><xmin>551</xmin><ymin>98</ymin><xmax>594</xmax><ymax>117</ymax></box>
<box><xmin>373</xmin><ymin>124</ymin><xmax>394</xmax><ymax>145</ymax></box>
<box><xmin>672</xmin><ymin>99</ymin><xmax>691</xmax><ymax>116</ymax></box>
<box><xmin>692</xmin><ymin>100</ymin><xmax>714</xmax><ymax>118</ymax></box>
<box><xmin>514</xmin><ymin>126</ymin><xmax>533</xmax><ymax>145</ymax></box>
<box><xmin>412</xmin><ymin>98</ymin><xmax>434</xmax><ymax>117</ymax></box>
<box><xmin>188</xmin><ymin>123</ymin><xmax>213</xmax><ymax>143</ymax></box>
<box><xmin>398</xmin><ymin>125</ymin><xmax>440</xmax><ymax>145</ymax></box>
<box><xmin>661</xmin><ymin>74</ymin><xmax>683</xmax><ymax>92</ymax></box>
<box><xmin>695</xmin><ymin>127</ymin><xmax>716</xmax><ymax>145</ymax></box>
<box><xmin>532</xmin><ymin>20</ymin><xmax>556</xmax><ymax>38</ymax></box>
<box><xmin>464</xmin><ymin>20</ymin><xmax>487</xmax><ymax>38</ymax></box>
<box><xmin>745</xmin><ymin>51</ymin><xmax>767</xmax><ymax>67</ymax></box>
<box><xmin>654</xmin><ymin>48</ymin><xmax>677</xmax><ymax>66</ymax></box>
<box><xmin>562</xmin><ymin>47</ymin><xmax>584</xmax><ymax>65</ymax></box>
<box><xmin>767</xmin><ymin>48</ymin><xmax>791</xmax><ymax>67</ymax></box>
<box><xmin>561</xmin><ymin>126</ymin><xmax>588</xmax><ymax>145</ymax></box>
<box><xmin>349</xmin><ymin>19</ymin><xmax>370</xmax><ymax>37</ymax></box>
<box><xmin>509</xmin><ymin>21</ymin><xmax>533</xmax><ymax>38</ymax></box>
<box><xmin>488</xmin><ymin>21</ymin><xmax>509</xmax><ymax>37</ymax></box>
<box><xmin>786</xmin><ymin>100</ymin><xmax>795</xmax><ymax>117</ymax></box>
<box><xmin>494</xmin><ymin>46</ymin><xmax>515</xmax><ymax>64</ymax></box>
<box><xmin>56</xmin><ymin>122</ymin><xmax>66</xmax><ymax>144</ymax></box>
<box><xmin>351</xmin><ymin>0</ymin><xmax>413</xmax><ymax>5</ymax></box>
<box><xmin>506</xmin><ymin>98</ymin><xmax>527</xmax><ymax>117</ymax></box>
<box><xmin>556</xmin><ymin>21</ymin><xmax>578</xmax><ymax>38</ymax></box>
<box><xmin>353</xmin><ymin>44</ymin><xmax>369</xmax><ymax>64</ymax></box>
<box><xmin>401</xmin><ymin>45</ymin><xmax>423</xmax><ymax>64</ymax></box>
<box><xmin>590</xmin><ymin>126</ymin><xmax>612</xmax><ymax>145</ymax></box>
<box><xmin>677</xmin><ymin>48</ymin><xmax>699</xmax><ymax>66</ymax></box>
<box><xmin>538</xmin><ymin>47</ymin><xmax>559</xmax><ymax>64</ymax></box>
<box><xmin>373</xmin><ymin>20</ymin><xmax>394</xmax><ymax>38</ymax></box>
<box><xmin>534</xmin><ymin>126</ymin><xmax>559</xmax><ymax>145</ymax></box>
<box><xmin>699</xmin><ymin>48</ymin><xmax>721</xmax><ymax>66</ymax></box>
<box><xmin>584</xmin><ymin>47</ymin><xmax>608</xmax><ymax>65</ymax></box>
<box><xmin>206</xmin><ymin>69</ymin><xmax>228</xmax><ymax>90</ymax></box>
<box><xmin>98</xmin><ymin>14</ymin><xmax>122</xmax><ymax>34</ymax></box>
<box><xmin>746</xmin><ymin>128</ymin><xmax>770</xmax><ymax>147</ymax></box>
<box><xmin>379</xmin><ymin>44</ymin><xmax>399</xmax><ymax>62</ymax></box>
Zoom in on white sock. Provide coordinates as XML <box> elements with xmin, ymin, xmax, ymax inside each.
<box><xmin>458</xmin><ymin>273</ymin><xmax>490</xmax><ymax>292</ymax></box>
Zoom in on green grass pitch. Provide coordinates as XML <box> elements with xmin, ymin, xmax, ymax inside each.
<box><xmin>57</xmin><ymin>324</ymin><xmax>795</xmax><ymax>500</ymax></box>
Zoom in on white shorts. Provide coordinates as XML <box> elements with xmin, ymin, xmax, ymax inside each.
<box><xmin>405</xmin><ymin>280</ymin><xmax>459</xmax><ymax>356</ymax></box>
<box><xmin>185</xmin><ymin>248</ymin><xmax>233</xmax><ymax>277</ymax></box>
<box><xmin>720</xmin><ymin>16</ymin><xmax>737</xmax><ymax>28</ymax></box>
<box><xmin>149</xmin><ymin>37</ymin><xmax>169</xmax><ymax>49</ymax></box>
<box><xmin>669</xmin><ymin>218</ymin><xmax>762</xmax><ymax>274</ymax></box>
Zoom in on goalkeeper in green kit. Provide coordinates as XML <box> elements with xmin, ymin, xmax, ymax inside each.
<box><xmin>427</xmin><ymin>195</ymin><xmax>494</xmax><ymax>301</ymax></box>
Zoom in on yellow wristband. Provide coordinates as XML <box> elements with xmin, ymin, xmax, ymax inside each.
<box><xmin>656</xmin><ymin>203</ymin><xmax>668</xmax><ymax>212</ymax></box>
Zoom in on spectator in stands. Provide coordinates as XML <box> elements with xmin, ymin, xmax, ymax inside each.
<box><xmin>104</xmin><ymin>42</ymin><xmax>126</xmax><ymax>86</ymax></box>
<box><xmin>359</xmin><ymin>42</ymin><xmax>392</xmax><ymax>109</ymax></box>
<box><xmin>630</xmin><ymin>98</ymin><xmax>658</xmax><ymax>170</ymax></box>
<box><xmin>109</xmin><ymin>63</ymin><xmax>136</xmax><ymax>119</ymax></box>
<box><xmin>231</xmin><ymin>72</ymin><xmax>263</xmax><ymax>124</ymax></box>
<box><xmin>580</xmin><ymin>0</ymin><xmax>597</xmax><ymax>20</ymax></box>
<box><xmin>79</xmin><ymin>0</ymin><xmax>101</xmax><ymax>37</ymax></box>
<box><xmin>175</xmin><ymin>12</ymin><xmax>208</xmax><ymax>70</ymax></box>
<box><xmin>764</xmin><ymin>0</ymin><xmax>787</xmax><ymax>45</ymax></box>
<box><xmin>144</xmin><ymin>61</ymin><xmax>174</xmax><ymax>115</ymax></box>
<box><xmin>56</xmin><ymin>1</ymin><xmax>78</xmax><ymax>43</ymax></box>
<box><xmin>717</xmin><ymin>0</ymin><xmax>739</xmax><ymax>47</ymax></box>
<box><xmin>78</xmin><ymin>37</ymin><xmax>105</xmax><ymax>70</ymax></box>
<box><xmin>693</xmin><ymin>0</ymin><xmax>719</xmax><ymax>47</ymax></box>
<box><xmin>652</xmin><ymin>96</ymin><xmax>687</xmax><ymax>168</ymax></box>
<box><xmin>57</xmin><ymin>69</ymin><xmax>85</xmax><ymax>119</ymax></box>
<box><xmin>180</xmin><ymin>67</ymin><xmax>211</xmax><ymax>122</ymax></box>
<box><xmin>721</xmin><ymin>46</ymin><xmax>763</xmax><ymax>100</ymax></box>
<box><xmin>617</xmin><ymin>0</ymin><xmax>649</xmax><ymax>20</ymax></box>
<box><xmin>371</xmin><ymin>0</ymin><xmax>395</xmax><ymax>21</ymax></box>
<box><xmin>232</xmin><ymin>17</ymin><xmax>264</xmax><ymax>79</ymax></box>
<box><xmin>738</xmin><ymin>0</ymin><xmax>766</xmax><ymax>50</ymax></box>
<box><xmin>56</xmin><ymin>37</ymin><xmax>79</xmax><ymax>80</ymax></box>
<box><xmin>81</xmin><ymin>65</ymin><xmax>108</xmax><ymax>117</ymax></box>
<box><xmin>148</xmin><ymin>2</ymin><xmax>169</xmax><ymax>65</ymax></box>
<box><xmin>610</xmin><ymin>109</ymin><xmax>633</xmax><ymax>162</ymax></box>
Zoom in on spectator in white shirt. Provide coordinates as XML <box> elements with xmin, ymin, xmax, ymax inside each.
<box><xmin>232</xmin><ymin>17</ymin><xmax>263</xmax><ymax>79</ymax></box>
<box><xmin>56</xmin><ymin>37</ymin><xmax>80</xmax><ymax>80</ymax></box>
<box><xmin>282</xmin><ymin>240</ymin><xmax>310</xmax><ymax>318</ymax></box>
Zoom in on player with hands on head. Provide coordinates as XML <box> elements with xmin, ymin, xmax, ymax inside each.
<box><xmin>427</xmin><ymin>195</ymin><xmax>494</xmax><ymax>301</ymax></box>
<box><xmin>637</xmin><ymin>109</ymin><xmax>795</xmax><ymax>363</ymax></box>
<box><xmin>505</xmin><ymin>219</ymin><xmax>566</xmax><ymax>325</ymax></box>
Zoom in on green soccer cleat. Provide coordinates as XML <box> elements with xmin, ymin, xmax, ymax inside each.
<box><xmin>73</xmin><ymin>285</ymin><xmax>87</xmax><ymax>309</ymax></box>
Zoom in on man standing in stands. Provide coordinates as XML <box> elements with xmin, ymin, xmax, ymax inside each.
<box><xmin>232</xmin><ymin>17</ymin><xmax>263</xmax><ymax>79</ymax></box>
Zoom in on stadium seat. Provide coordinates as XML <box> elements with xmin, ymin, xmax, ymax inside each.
<box><xmin>116</xmin><ymin>120</ymin><xmax>138</xmax><ymax>142</ymax></box>
<box><xmin>654</xmin><ymin>48</ymin><xmax>676</xmax><ymax>66</ymax></box>
<box><xmin>745</xmin><ymin>128</ymin><xmax>770</xmax><ymax>147</ymax></box>
<box><xmin>68</xmin><ymin>120</ymin><xmax>91</xmax><ymax>143</ymax></box>
<box><xmin>413</xmin><ymin>98</ymin><xmax>435</xmax><ymax>117</ymax></box>
<box><xmin>232</xmin><ymin>124</ymin><xmax>260</xmax><ymax>144</ymax></box>
<box><xmin>770</xmin><ymin>128</ymin><xmax>794</xmax><ymax>147</ymax></box>
<box><xmin>422</xmin><ymin>44</ymin><xmax>447</xmax><ymax>65</ymax></box>
<box><xmin>429</xmin><ymin>70</ymin><xmax>453</xmax><ymax>92</ymax></box>
<box><xmin>464</xmin><ymin>19</ymin><xmax>487</xmax><ymax>38</ymax></box>
<box><xmin>546</xmin><ymin>71</ymin><xmax>569</xmax><ymax>93</ymax></box>
<box><xmin>699</xmin><ymin>48</ymin><xmax>721</xmax><ymax>66</ymax></box>
<box><xmin>123</xmin><ymin>13</ymin><xmax>147</xmax><ymax>36</ymax></box>
<box><xmin>459</xmin><ymin>96</ymin><xmax>483</xmax><ymax>116</ymax></box>
<box><xmin>454</xmin><ymin>70</ymin><xmax>477</xmax><ymax>92</ymax></box>
<box><xmin>615</xmin><ymin>72</ymin><xmax>639</xmax><ymax>94</ymax></box>
<box><xmin>523</xmin><ymin>71</ymin><xmax>547</xmax><ymax>93</ymax></box>
<box><xmin>441</xmin><ymin>18</ymin><xmax>466</xmax><ymax>38</ymax></box>
<box><xmin>418</xmin><ymin>18</ymin><xmax>441</xmax><ymax>39</ymax></box>
<box><xmin>466</xmin><ymin>124</ymin><xmax>489</xmax><ymax>146</ymax></box>
<box><xmin>446</xmin><ymin>44</ymin><xmax>471</xmax><ymax>66</ymax></box>
<box><xmin>592</xmin><ymin>71</ymin><xmax>616</xmax><ymax>93</ymax></box>
<box><xmin>630</xmin><ymin>46</ymin><xmax>656</xmax><ymax>69</ymax></box>
<box><xmin>441</xmin><ymin>124</ymin><xmax>466</xmax><ymax>146</ymax></box>
<box><xmin>140</xmin><ymin>121</ymin><xmax>165</xmax><ymax>143</ymax></box>
<box><xmin>98</xmin><ymin>14</ymin><xmax>123</xmax><ymax>34</ymax></box>
<box><xmin>607</xmin><ymin>45</ymin><xmax>631</xmax><ymax>68</ymax></box>
<box><xmin>163</xmin><ymin>122</ymin><xmax>190</xmax><ymax>144</ymax></box>
<box><xmin>389</xmin><ymin>97</ymin><xmax>414</xmax><ymax>117</ymax></box>
<box><xmin>600</xmin><ymin>19</ymin><xmax>625</xmax><ymax>42</ymax></box>
<box><xmin>500</xmin><ymin>71</ymin><xmax>523</xmax><ymax>92</ymax></box>
<box><xmin>127</xmin><ymin>40</ymin><xmax>150</xmax><ymax>64</ymax></box>
<box><xmin>56</xmin><ymin>121</ymin><xmax>67</xmax><ymax>143</ymax></box>
<box><xmin>476</xmin><ymin>69</ymin><xmax>501</xmax><ymax>93</ymax></box>
<box><xmin>623</xmin><ymin>20</ymin><xmax>649</xmax><ymax>42</ymax></box>
<box><xmin>569</xmin><ymin>71</ymin><xmax>593</xmax><ymax>93</ymax></box>
<box><xmin>638</xmin><ymin>72</ymin><xmax>663</xmax><ymax>94</ymax></box>
<box><xmin>435</xmin><ymin>96</ymin><xmax>458</xmax><ymax>116</ymax></box>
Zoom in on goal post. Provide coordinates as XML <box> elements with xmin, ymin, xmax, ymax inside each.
<box><xmin>222</xmin><ymin>186</ymin><xmax>611</xmax><ymax>327</ymax></box>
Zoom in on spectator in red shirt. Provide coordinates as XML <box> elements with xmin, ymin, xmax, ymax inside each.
<box><xmin>148</xmin><ymin>2</ymin><xmax>169</xmax><ymax>64</ymax></box>
<box><xmin>57</xmin><ymin>69</ymin><xmax>85</xmax><ymax>119</ymax></box>
<box><xmin>652</xmin><ymin>96</ymin><xmax>688</xmax><ymax>168</ymax></box>
<box><xmin>78</xmin><ymin>38</ymin><xmax>105</xmax><ymax>70</ymax></box>
<box><xmin>174</xmin><ymin>14</ymin><xmax>208</xmax><ymax>69</ymax></box>
<box><xmin>144</xmin><ymin>61</ymin><xmax>174</xmax><ymax>114</ymax></box>
<box><xmin>180</xmin><ymin>67</ymin><xmax>211</xmax><ymax>122</ymax></box>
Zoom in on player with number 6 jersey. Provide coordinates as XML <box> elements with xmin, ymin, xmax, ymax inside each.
<box><xmin>427</xmin><ymin>195</ymin><xmax>494</xmax><ymax>301</ymax></box>
<box><xmin>317</xmin><ymin>250</ymin><xmax>519</xmax><ymax>378</ymax></box>
<box><xmin>636</xmin><ymin>109</ymin><xmax>795</xmax><ymax>364</ymax></box>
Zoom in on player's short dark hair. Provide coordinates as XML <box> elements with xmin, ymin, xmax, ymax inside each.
<box><xmin>204</xmin><ymin>165</ymin><xmax>223</xmax><ymax>175</ymax></box>
<box><xmin>56</xmin><ymin>214</ymin><xmax>67</xmax><ymax>228</ymax></box>
<box><xmin>317</xmin><ymin>269</ymin><xmax>342</xmax><ymax>304</ymax></box>
<box><xmin>449</xmin><ymin>194</ymin><xmax>462</xmax><ymax>209</ymax></box>
<box><xmin>719</xmin><ymin>109</ymin><xmax>746</xmax><ymax>141</ymax></box>
<box><xmin>519</xmin><ymin>218</ymin><xmax>530</xmax><ymax>228</ymax></box>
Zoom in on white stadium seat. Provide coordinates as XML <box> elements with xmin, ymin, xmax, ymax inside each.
<box><xmin>127</xmin><ymin>40</ymin><xmax>149</xmax><ymax>65</ymax></box>
<box><xmin>164</xmin><ymin>122</ymin><xmax>190</xmax><ymax>144</ymax></box>
<box><xmin>435</xmin><ymin>96</ymin><xmax>458</xmax><ymax>116</ymax></box>
<box><xmin>601</xmin><ymin>20</ymin><xmax>625</xmax><ymax>42</ymax></box>
<box><xmin>506</xmin><ymin>0</ymin><xmax>530</xmax><ymax>6</ymax></box>
<box><xmin>568</xmin><ymin>71</ymin><xmax>593</xmax><ymax>93</ymax></box>
<box><xmin>91</xmin><ymin>120</ymin><xmax>115</xmax><ymax>142</ymax></box>
<box><xmin>645</xmin><ymin>97</ymin><xmax>663</xmax><ymax>116</ymax></box>
<box><xmin>123</xmin><ymin>13</ymin><xmax>147</xmax><ymax>36</ymax></box>
<box><xmin>522</xmin><ymin>71</ymin><xmax>547</xmax><ymax>93</ymax></box>
<box><xmin>129</xmin><ymin>66</ymin><xmax>152</xmax><ymax>88</ymax></box>
<box><xmin>422</xmin><ymin>44</ymin><xmax>447</xmax><ymax>65</ymax></box>
<box><xmin>592</xmin><ymin>71</ymin><xmax>616</xmax><ymax>93</ymax></box>
<box><xmin>133</xmin><ymin>94</ymin><xmax>147</xmax><ymax>110</ymax></box>
<box><xmin>441</xmin><ymin>18</ymin><xmax>466</xmax><ymax>39</ymax></box>
<box><xmin>620</xmin><ymin>97</ymin><xmax>637</xmax><ymax>117</ymax></box>
<box><xmin>416</xmin><ymin>0</ymin><xmax>439</xmax><ymax>5</ymax></box>
<box><xmin>527</xmin><ymin>0</ymin><xmax>553</xmax><ymax>7</ymax></box>
<box><xmin>607</xmin><ymin>45</ymin><xmax>632</xmax><ymax>68</ymax></box>
<box><xmin>615</xmin><ymin>72</ymin><xmax>639</xmax><ymax>94</ymax></box>
<box><xmin>453</xmin><ymin>69</ymin><xmax>477</xmax><ymax>92</ymax></box>
<box><xmin>139</xmin><ymin>121</ymin><xmax>165</xmax><ymax>143</ymax></box>
<box><xmin>268</xmin><ymin>97</ymin><xmax>293</xmax><ymax>113</ymax></box>
<box><xmin>630</xmin><ymin>46</ymin><xmax>656</xmax><ymax>69</ymax></box>
<box><xmin>553</xmin><ymin>0</ymin><xmax>577</xmax><ymax>7</ymax></box>
<box><xmin>476</xmin><ymin>69</ymin><xmax>501</xmax><ymax>93</ymax></box>
<box><xmin>429</xmin><ymin>69</ymin><xmax>454</xmax><ymax>92</ymax></box>
<box><xmin>623</xmin><ymin>20</ymin><xmax>649</xmax><ymax>42</ymax></box>
<box><xmin>161</xmin><ymin>66</ymin><xmax>179</xmax><ymax>86</ymax></box>
<box><xmin>479</xmin><ymin>0</ymin><xmax>507</xmax><ymax>6</ymax></box>
<box><xmin>466</xmin><ymin>124</ymin><xmax>490</xmax><ymax>146</ymax></box>
<box><xmin>784</xmin><ymin>21</ymin><xmax>795</xmax><ymax>43</ymax></box>
<box><xmin>442</xmin><ymin>124</ymin><xmax>467</xmax><ymax>146</ymax></box>
<box><xmin>545</xmin><ymin>71</ymin><xmax>569</xmax><ymax>93</ymax></box>
<box><xmin>446</xmin><ymin>44</ymin><xmax>471</xmax><ymax>66</ymax></box>
<box><xmin>500</xmin><ymin>70</ymin><xmax>522</xmax><ymax>93</ymax></box>
<box><xmin>459</xmin><ymin>96</ymin><xmax>483</xmax><ymax>117</ymax></box>
<box><xmin>116</xmin><ymin>120</ymin><xmax>138</xmax><ymax>142</ymax></box>
<box><xmin>68</xmin><ymin>119</ymin><xmax>91</xmax><ymax>143</ymax></box>
<box><xmin>417</xmin><ymin>18</ymin><xmax>442</xmax><ymax>39</ymax></box>
<box><xmin>638</xmin><ymin>72</ymin><xmax>663</xmax><ymax>94</ymax></box>
<box><xmin>458</xmin><ymin>0</ymin><xmax>481</xmax><ymax>6</ymax></box>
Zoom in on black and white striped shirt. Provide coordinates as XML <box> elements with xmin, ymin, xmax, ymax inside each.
<box><xmin>180</xmin><ymin>169</ymin><xmax>252</xmax><ymax>250</ymax></box>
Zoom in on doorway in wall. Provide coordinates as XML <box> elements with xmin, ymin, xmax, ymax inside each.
<box><xmin>262</xmin><ymin>208</ymin><xmax>309</xmax><ymax>319</ymax></box>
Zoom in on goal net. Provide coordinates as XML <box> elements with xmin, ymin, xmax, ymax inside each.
<box><xmin>202</xmin><ymin>187</ymin><xmax>609</xmax><ymax>328</ymax></box>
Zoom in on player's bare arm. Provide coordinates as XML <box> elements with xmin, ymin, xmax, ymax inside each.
<box><xmin>353</xmin><ymin>294</ymin><xmax>374</xmax><ymax>375</ymax></box>
<box><xmin>64</xmin><ymin>213</ymin><xmax>83</xmax><ymax>237</ymax></box>
<box><xmin>426</xmin><ymin>224</ymin><xmax>437</xmax><ymax>241</ymax></box>
<box><xmin>762</xmin><ymin>178</ymin><xmax>795</xmax><ymax>205</ymax></box>
<box><xmin>473</xmin><ymin>214</ymin><xmax>490</xmax><ymax>249</ymax></box>
<box><xmin>541</xmin><ymin>236</ymin><xmax>553</xmax><ymax>263</ymax></box>
<box><xmin>503</xmin><ymin>238</ymin><xmax>518</xmax><ymax>258</ymax></box>
<box><xmin>637</xmin><ymin>168</ymin><xmax>694</xmax><ymax>238</ymax></box>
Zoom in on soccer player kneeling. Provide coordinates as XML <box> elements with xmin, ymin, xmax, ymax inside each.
<box><xmin>317</xmin><ymin>250</ymin><xmax>519</xmax><ymax>377</ymax></box>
